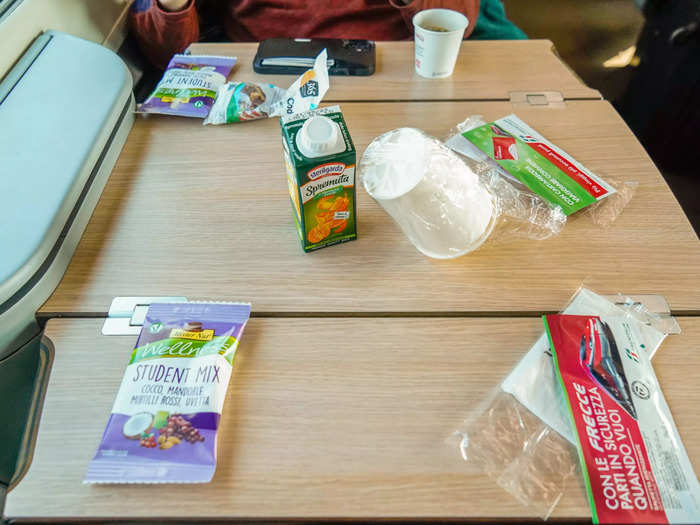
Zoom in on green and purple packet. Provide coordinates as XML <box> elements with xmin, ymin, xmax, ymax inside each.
<box><xmin>85</xmin><ymin>302</ymin><xmax>250</xmax><ymax>483</ymax></box>
<box><xmin>137</xmin><ymin>54</ymin><xmax>237</xmax><ymax>118</ymax></box>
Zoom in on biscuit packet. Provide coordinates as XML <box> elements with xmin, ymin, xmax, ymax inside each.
<box><xmin>85</xmin><ymin>302</ymin><xmax>250</xmax><ymax>483</ymax></box>
<box><xmin>204</xmin><ymin>81</ymin><xmax>285</xmax><ymax>123</ymax></box>
<box><xmin>203</xmin><ymin>49</ymin><xmax>329</xmax><ymax>125</ymax></box>
<box><xmin>137</xmin><ymin>54</ymin><xmax>237</xmax><ymax>118</ymax></box>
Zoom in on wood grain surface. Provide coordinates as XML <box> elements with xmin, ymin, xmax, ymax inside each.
<box><xmin>7</xmin><ymin>317</ymin><xmax>700</xmax><ymax>521</ymax></box>
<box><xmin>38</xmin><ymin>100</ymin><xmax>700</xmax><ymax>315</ymax></box>
<box><xmin>188</xmin><ymin>40</ymin><xmax>601</xmax><ymax>101</ymax></box>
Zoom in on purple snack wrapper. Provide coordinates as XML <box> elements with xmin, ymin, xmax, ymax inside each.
<box><xmin>136</xmin><ymin>54</ymin><xmax>237</xmax><ymax>118</ymax></box>
<box><xmin>85</xmin><ymin>302</ymin><xmax>251</xmax><ymax>483</ymax></box>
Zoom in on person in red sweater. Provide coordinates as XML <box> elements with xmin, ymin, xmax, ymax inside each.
<box><xmin>131</xmin><ymin>0</ymin><xmax>524</xmax><ymax>69</ymax></box>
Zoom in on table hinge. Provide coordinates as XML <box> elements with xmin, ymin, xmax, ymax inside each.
<box><xmin>102</xmin><ymin>296</ymin><xmax>187</xmax><ymax>336</ymax></box>
<box><xmin>509</xmin><ymin>91</ymin><xmax>565</xmax><ymax>108</ymax></box>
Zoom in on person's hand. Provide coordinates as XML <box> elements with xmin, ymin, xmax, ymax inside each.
<box><xmin>158</xmin><ymin>0</ymin><xmax>189</xmax><ymax>12</ymax></box>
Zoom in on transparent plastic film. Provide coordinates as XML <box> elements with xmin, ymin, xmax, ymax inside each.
<box><xmin>463</xmin><ymin>154</ymin><xmax>566</xmax><ymax>242</ymax></box>
<box><xmin>582</xmin><ymin>178</ymin><xmax>637</xmax><ymax>227</ymax></box>
<box><xmin>449</xmin><ymin>288</ymin><xmax>679</xmax><ymax>520</ymax></box>
<box><xmin>602</xmin><ymin>291</ymin><xmax>680</xmax><ymax>344</ymax></box>
<box><xmin>447</xmin><ymin>115</ymin><xmax>636</xmax><ymax>228</ymax></box>
<box><xmin>358</xmin><ymin>128</ymin><xmax>563</xmax><ymax>259</ymax></box>
<box><xmin>451</xmin><ymin>389</ymin><xmax>581</xmax><ymax>520</ymax></box>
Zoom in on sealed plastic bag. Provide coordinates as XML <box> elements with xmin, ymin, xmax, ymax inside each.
<box><xmin>446</xmin><ymin>115</ymin><xmax>637</xmax><ymax>227</ymax></box>
<box><xmin>137</xmin><ymin>54</ymin><xmax>237</xmax><ymax>118</ymax></box>
<box><xmin>204</xmin><ymin>49</ymin><xmax>329</xmax><ymax>125</ymax></box>
<box><xmin>448</xmin><ymin>288</ymin><xmax>680</xmax><ymax>519</ymax></box>
<box><xmin>86</xmin><ymin>302</ymin><xmax>250</xmax><ymax>483</ymax></box>
<box><xmin>502</xmin><ymin>289</ymin><xmax>677</xmax><ymax>445</ymax></box>
<box><xmin>358</xmin><ymin>128</ymin><xmax>564</xmax><ymax>259</ymax></box>
<box><xmin>545</xmin><ymin>313</ymin><xmax>700</xmax><ymax>523</ymax></box>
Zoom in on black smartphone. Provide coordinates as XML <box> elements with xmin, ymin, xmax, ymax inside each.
<box><xmin>254</xmin><ymin>38</ymin><xmax>375</xmax><ymax>76</ymax></box>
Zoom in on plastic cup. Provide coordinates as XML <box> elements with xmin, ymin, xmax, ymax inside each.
<box><xmin>412</xmin><ymin>9</ymin><xmax>468</xmax><ymax>78</ymax></box>
<box><xmin>360</xmin><ymin>128</ymin><xmax>496</xmax><ymax>259</ymax></box>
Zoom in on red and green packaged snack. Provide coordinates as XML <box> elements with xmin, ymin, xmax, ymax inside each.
<box><xmin>544</xmin><ymin>314</ymin><xmax>700</xmax><ymax>524</ymax></box>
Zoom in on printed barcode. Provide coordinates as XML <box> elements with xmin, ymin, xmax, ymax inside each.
<box><xmin>663</xmin><ymin>451</ymin><xmax>689</xmax><ymax>491</ymax></box>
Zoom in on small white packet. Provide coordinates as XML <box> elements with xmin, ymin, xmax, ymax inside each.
<box><xmin>269</xmin><ymin>48</ymin><xmax>329</xmax><ymax>118</ymax></box>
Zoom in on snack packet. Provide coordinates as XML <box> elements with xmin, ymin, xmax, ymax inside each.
<box><xmin>85</xmin><ymin>302</ymin><xmax>250</xmax><ymax>483</ymax></box>
<box><xmin>203</xmin><ymin>49</ymin><xmax>329</xmax><ymax>125</ymax></box>
<box><xmin>137</xmin><ymin>54</ymin><xmax>237</xmax><ymax>118</ymax></box>
<box><xmin>204</xmin><ymin>81</ymin><xmax>285</xmax><ymax>123</ymax></box>
<box><xmin>545</xmin><ymin>313</ymin><xmax>700</xmax><ymax>524</ymax></box>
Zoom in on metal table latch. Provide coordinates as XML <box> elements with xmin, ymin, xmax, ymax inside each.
<box><xmin>509</xmin><ymin>91</ymin><xmax>565</xmax><ymax>108</ymax></box>
<box><xmin>102</xmin><ymin>296</ymin><xmax>187</xmax><ymax>336</ymax></box>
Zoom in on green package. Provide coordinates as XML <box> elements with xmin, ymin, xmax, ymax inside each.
<box><xmin>446</xmin><ymin>114</ymin><xmax>616</xmax><ymax>215</ymax></box>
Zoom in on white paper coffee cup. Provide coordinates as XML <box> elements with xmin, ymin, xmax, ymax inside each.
<box><xmin>413</xmin><ymin>9</ymin><xmax>468</xmax><ymax>78</ymax></box>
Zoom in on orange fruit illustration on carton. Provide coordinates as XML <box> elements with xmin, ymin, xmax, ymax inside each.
<box><xmin>317</xmin><ymin>195</ymin><xmax>335</xmax><ymax>211</ymax></box>
<box><xmin>315</xmin><ymin>211</ymin><xmax>334</xmax><ymax>224</ymax></box>
<box><xmin>307</xmin><ymin>194</ymin><xmax>351</xmax><ymax>244</ymax></box>
<box><xmin>307</xmin><ymin>222</ymin><xmax>331</xmax><ymax>244</ymax></box>
<box><xmin>330</xmin><ymin>219</ymin><xmax>347</xmax><ymax>232</ymax></box>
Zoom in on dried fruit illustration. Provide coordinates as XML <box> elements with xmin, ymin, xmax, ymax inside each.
<box><xmin>159</xmin><ymin>414</ymin><xmax>204</xmax><ymax>444</ymax></box>
<box><xmin>130</xmin><ymin>413</ymin><xmax>204</xmax><ymax>450</ymax></box>
<box><xmin>139</xmin><ymin>434</ymin><xmax>157</xmax><ymax>448</ymax></box>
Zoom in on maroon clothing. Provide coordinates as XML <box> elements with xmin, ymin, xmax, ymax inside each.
<box><xmin>130</xmin><ymin>0</ymin><xmax>479</xmax><ymax>69</ymax></box>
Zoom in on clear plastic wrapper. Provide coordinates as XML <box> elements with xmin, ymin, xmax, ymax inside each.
<box><xmin>447</xmin><ymin>115</ymin><xmax>636</xmax><ymax>228</ymax></box>
<box><xmin>358</xmin><ymin>128</ymin><xmax>563</xmax><ymax>259</ymax></box>
<box><xmin>464</xmin><ymin>155</ymin><xmax>566</xmax><ymax>242</ymax></box>
<box><xmin>448</xmin><ymin>288</ymin><xmax>680</xmax><ymax>519</ymax></box>
<box><xmin>452</xmin><ymin>391</ymin><xmax>581</xmax><ymax>519</ymax></box>
<box><xmin>582</xmin><ymin>179</ymin><xmax>637</xmax><ymax>227</ymax></box>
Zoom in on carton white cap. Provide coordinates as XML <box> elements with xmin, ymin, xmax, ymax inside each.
<box><xmin>296</xmin><ymin>115</ymin><xmax>343</xmax><ymax>157</ymax></box>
